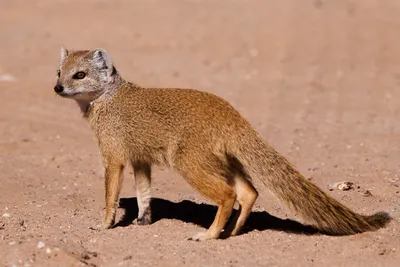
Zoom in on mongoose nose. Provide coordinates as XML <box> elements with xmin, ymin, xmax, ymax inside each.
<box><xmin>54</xmin><ymin>84</ymin><xmax>64</xmax><ymax>93</ymax></box>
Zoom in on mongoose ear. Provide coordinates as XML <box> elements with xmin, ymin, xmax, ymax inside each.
<box><xmin>60</xmin><ymin>47</ymin><xmax>69</xmax><ymax>65</ymax></box>
<box><xmin>91</xmin><ymin>49</ymin><xmax>114</xmax><ymax>78</ymax></box>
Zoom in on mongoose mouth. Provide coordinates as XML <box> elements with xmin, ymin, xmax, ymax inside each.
<box><xmin>56</xmin><ymin>91</ymin><xmax>82</xmax><ymax>98</ymax></box>
<box><xmin>54</xmin><ymin>84</ymin><xmax>83</xmax><ymax>98</ymax></box>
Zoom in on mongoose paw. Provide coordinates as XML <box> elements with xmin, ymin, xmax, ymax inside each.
<box><xmin>188</xmin><ymin>232</ymin><xmax>217</xmax><ymax>241</ymax></box>
<box><xmin>134</xmin><ymin>208</ymin><xmax>152</xmax><ymax>225</ymax></box>
<box><xmin>89</xmin><ymin>222</ymin><xmax>113</xmax><ymax>231</ymax></box>
<box><xmin>219</xmin><ymin>228</ymin><xmax>241</xmax><ymax>239</ymax></box>
<box><xmin>133</xmin><ymin>215</ymin><xmax>152</xmax><ymax>226</ymax></box>
<box><xmin>137</xmin><ymin>216</ymin><xmax>152</xmax><ymax>225</ymax></box>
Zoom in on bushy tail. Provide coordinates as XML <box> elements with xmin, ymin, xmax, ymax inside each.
<box><xmin>231</xmin><ymin>133</ymin><xmax>392</xmax><ymax>235</ymax></box>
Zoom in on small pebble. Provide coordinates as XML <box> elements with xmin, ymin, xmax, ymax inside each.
<box><xmin>37</xmin><ymin>241</ymin><xmax>46</xmax><ymax>249</ymax></box>
<box><xmin>123</xmin><ymin>255</ymin><xmax>133</xmax><ymax>260</ymax></box>
<box><xmin>329</xmin><ymin>181</ymin><xmax>354</xmax><ymax>191</ymax></box>
<box><xmin>337</xmin><ymin>182</ymin><xmax>353</xmax><ymax>191</ymax></box>
<box><xmin>2</xmin><ymin>213</ymin><xmax>10</xmax><ymax>218</ymax></box>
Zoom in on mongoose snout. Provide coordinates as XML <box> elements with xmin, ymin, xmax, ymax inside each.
<box><xmin>54</xmin><ymin>84</ymin><xmax>64</xmax><ymax>93</ymax></box>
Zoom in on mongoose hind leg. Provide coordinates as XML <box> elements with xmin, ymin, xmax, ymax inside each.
<box><xmin>132</xmin><ymin>162</ymin><xmax>152</xmax><ymax>225</ymax></box>
<box><xmin>180</xmin><ymin>169</ymin><xmax>236</xmax><ymax>241</ymax></box>
<box><xmin>189</xmin><ymin>189</ymin><xmax>236</xmax><ymax>241</ymax></box>
<box><xmin>221</xmin><ymin>176</ymin><xmax>258</xmax><ymax>238</ymax></box>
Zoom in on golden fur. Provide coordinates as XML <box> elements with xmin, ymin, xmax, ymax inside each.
<box><xmin>54</xmin><ymin>48</ymin><xmax>391</xmax><ymax>241</ymax></box>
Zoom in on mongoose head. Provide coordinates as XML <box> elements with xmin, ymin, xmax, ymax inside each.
<box><xmin>54</xmin><ymin>47</ymin><xmax>117</xmax><ymax>102</ymax></box>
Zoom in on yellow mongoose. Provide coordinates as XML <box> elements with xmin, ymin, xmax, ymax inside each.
<box><xmin>54</xmin><ymin>47</ymin><xmax>391</xmax><ymax>241</ymax></box>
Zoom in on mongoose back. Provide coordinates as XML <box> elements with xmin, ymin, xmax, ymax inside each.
<box><xmin>54</xmin><ymin>47</ymin><xmax>391</xmax><ymax>241</ymax></box>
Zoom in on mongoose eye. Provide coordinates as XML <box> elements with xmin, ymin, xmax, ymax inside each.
<box><xmin>73</xmin><ymin>71</ymin><xmax>86</xmax><ymax>79</ymax></box>
<box><xmin>56</xmin><ymin>70</ymin><xmax>60</xmax><ymax>77</ymax></box>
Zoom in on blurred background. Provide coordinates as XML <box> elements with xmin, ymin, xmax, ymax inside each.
<box><xmin>1</xmin><ymin>0</ymin><xmax>400</xmax><ymax>139</ymax></box>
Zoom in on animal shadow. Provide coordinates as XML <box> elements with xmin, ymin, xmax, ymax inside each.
<box><xmin>116</xmin><ymin>197</ymin><xmax>319</xmax><ymax>236</ymax></box>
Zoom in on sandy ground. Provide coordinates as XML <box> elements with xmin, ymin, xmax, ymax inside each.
<box><xmin>0</xmin><ymin>0</ymin><xmax>399</xmax><ymax>266</ymax></box>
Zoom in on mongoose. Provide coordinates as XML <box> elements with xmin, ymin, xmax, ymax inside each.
<box><xmin>54</xmin><ymin>47</ymin><xmax>391</xmax><ymax>241</ymax></box>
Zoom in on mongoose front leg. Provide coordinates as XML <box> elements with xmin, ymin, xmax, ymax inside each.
<box><xmin>91</xmin><ymin>162</ymin><xmax>125</xmax><ymax>230</ymax></box>
<box><xmin>132</xmin><ymin>162</ymin><xmax>152</xmax><ymax>225</ymax></box>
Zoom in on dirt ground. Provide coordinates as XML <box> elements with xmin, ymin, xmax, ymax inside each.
<box><xmin>0</xmin><ymin>0</ymin><xmax>399</xmax><ymax>266</ymax></box>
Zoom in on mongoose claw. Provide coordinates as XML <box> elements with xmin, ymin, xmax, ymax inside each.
<box><xmin>137</xmin><ymin>217</ymin><xmax>151</xmax><ymax>225</ymax></box>
<box><xmin>137</xmin><ymin>212</ymin><xmax>152</xmax><ymax>225</ymax></box>
<box><xmin>132</xmin><ymin>216</ymin><xmax>151</xmax><ymax>226</ymax></box>
<box><xmin>188</xmin><ymin>232</ymin><xmax>216</xmax><ymax>241</ymax></box>
<box><xmin>133</xmin><ymin>208</ymin><xmax>152</xmax><ymax>225</ymax></box>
